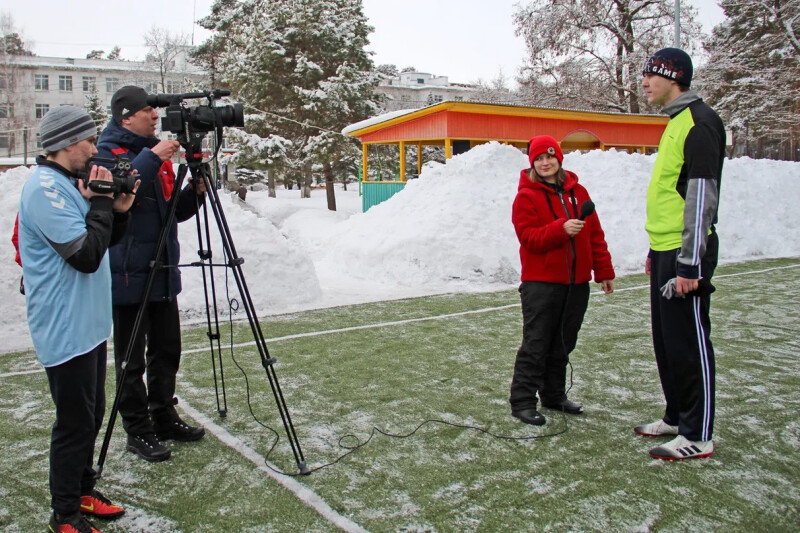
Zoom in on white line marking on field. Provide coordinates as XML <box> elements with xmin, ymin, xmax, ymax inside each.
<box><xmin>5</xmin><ymin>262</ymin><xmax>800</xmax><ymax>371</ymax></box>
<box><xmin>186</xmin><ymin>262</ymin><xmax>800</xmax><ymax>355</ymax></box>
<box><xmin>0</xmin><ymin>368</ymin><xmax>44</xmax><ymax>377</ymax></box>
<box><xmin>590</xmin><ymin>262</ymin><xmax>800</xmax><ymax>295</ymax></box>
<box><xmin>178</xmin><ymin>397</ymin><xmax>371</xmax><ymax>533</ymax></box>
<box><xmin>183</xmin><ymin>304</ymin><xmax>520</xmax><ymax>355</ymax></box>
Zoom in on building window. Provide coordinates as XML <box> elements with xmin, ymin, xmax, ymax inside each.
<box><xmin>166</xmin><ymin>80</ymin><xmax>182</xmax><ymax>93</ymax></box>
<box><xmin>35</xmin><ymin>103</ymin><xmax>50</xmax><ymax>119</ymax></box>
<box><xmin>417</xmin><ymin>78</ymin><xmax>425</xmax><ymax>84</ymax></box>
<box><xmin>454</xmin><ymin>96</ymin><xmax>464</xmax><ymax>101</ymax></box>
<box><xmin>36</xmin><ymin>133</ymin><xmax>41</xmax><ymax>148</ymax></box>
<box><xmin>106</xmin><ymin>77</ymin><xmax>120</xmax><ymax>92</ymax></box>
<box><xmin>0</xmin><ymin>74</ymin><xmax>6</xmax><ymax>90</ymax></box>
<box><xmin>0</xmin><ymin>104</ymin><xmax>11</xmax><ymax>118</ymax></box>
<box><xmin>58</xmin><ymin>75</ymin><xmax>73</xmax><ymax>92</ymax></box>
<box><xmin>82</xmin><ymin>76</ymin><xmax>96</xmax><ymax>92</ymax></box>
<box><xmin>34</xmin><ymin>74</ymin><xmax>49</xmax><ymax>91</ymax></box>
<box><xmin>144</xmin><ymin>81</ymin><xmax>159</xmax><ymax>93</ymax></box>
<box><xmin>0</xmin><ymin>133</ymin><xmax>10</xmax><ymax>150</ymax></box>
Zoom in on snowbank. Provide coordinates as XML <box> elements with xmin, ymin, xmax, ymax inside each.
<box><xmin>1</xmin><ymin>144</ymin><xmax>798</xmax><ymax>352</ymax></box>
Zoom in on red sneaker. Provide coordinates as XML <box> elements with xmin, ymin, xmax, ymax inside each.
<box><xmin>80</xmin><ymin>490</ymin><xmax>125</xmax><ymax>520</ymax></box>
<box><xmin>48</xmin><ymin>512</ymin><xmax>101</xmax><ymax>533</ymax></box>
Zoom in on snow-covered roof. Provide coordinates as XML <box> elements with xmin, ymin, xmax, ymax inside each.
<box><xmin>6</xmin><ymin>54</ymin><xmax>206</xmax><ymax>75</ymax></box>
<box><xmin>342</xmin><ymin>108</ymin><xmax>419</xmax><ymax>135</ymax></box>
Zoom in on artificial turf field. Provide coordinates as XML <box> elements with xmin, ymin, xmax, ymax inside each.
<box><xmin>1</xmin><ymin>257</ymin><xmax>798</xmax><ymax>532</ymax></box>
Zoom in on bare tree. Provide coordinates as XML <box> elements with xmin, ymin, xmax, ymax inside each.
<box><xmin>513</xmin><ymin>0</ymin><xmax>702</xmax><ymax>113</ymax></box>
<box><xmin>0</xmin><ymin>13</ymin><xmax>34</xmax><ymax>158</ymax></box>
<box><xmin>472</xmin><ymin>69</ymin><xmax>524</xmax><ymax>104</ymax></box>
<box><xmin>144</xmin><ymin>26</ymin><xmax>189</xmax><ymax>92</ymax></box>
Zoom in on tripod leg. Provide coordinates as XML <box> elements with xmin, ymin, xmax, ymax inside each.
<box><xmin>198</xmin><ymin>164</ymin><xmax>309</xmax><ymax>475</ymax></box>
<box><xmin>194</xmin><ymin>195</ymin><xmax>228</xmax><ymax>418</ymax></box>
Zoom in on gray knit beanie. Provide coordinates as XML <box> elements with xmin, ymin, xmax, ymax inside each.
<box><xmin>39</xmin><ymin>106</ymin><xmax>97</xmax><ymax>152</ymax></box>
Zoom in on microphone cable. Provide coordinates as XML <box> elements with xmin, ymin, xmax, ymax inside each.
<box><xmin>213</xmin><ymin>275</ymin><xmax>571</xmax><ymax>477</ymax></box>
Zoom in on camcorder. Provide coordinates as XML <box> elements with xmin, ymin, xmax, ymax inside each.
<box><xmin>79</xmin><ymin>157</ymin><xmax>137</xmax><ymax>195</ymax></box>
<box><xmin>146</xmin><ymin>89</ymin><xmax>244</xmax><ymax>136</ymax></box>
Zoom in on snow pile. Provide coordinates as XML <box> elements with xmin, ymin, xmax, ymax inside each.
<box><xmin>316</xmin><ymin>143</ymin><xmax>526</xmax><ymax>293</ymax></box>
<box><xmin>1</xmin><ymin>143</ymin><xmax>798</xmax><ymax>352</ymax></box>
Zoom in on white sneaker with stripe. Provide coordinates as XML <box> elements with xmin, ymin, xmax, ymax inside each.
<box><xmin>649</xmin><ymin>435</ymin><xmax>714</xmax><ymax>461</ymax></box>
<box><xmin>634</xmin><ymin>419</ymin><xmax>679</xmax><ymax>437</ymax></box>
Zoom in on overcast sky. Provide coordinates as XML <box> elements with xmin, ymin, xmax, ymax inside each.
<box><xmin>3</xmin><ymin>0</ymin><xmax>725</xmax><ymax>85</ymax></box>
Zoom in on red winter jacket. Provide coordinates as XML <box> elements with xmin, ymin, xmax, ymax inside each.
<box><xmin>512</xmin><ymin>169</ymin><xmax>615</xmax><ymax>285</ymax></box>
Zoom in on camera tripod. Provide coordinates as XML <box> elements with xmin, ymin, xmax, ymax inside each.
<box><xmin>96</xmin><ymin>130</ymin><xmax>309</xmax><ymax>477</ymax></box>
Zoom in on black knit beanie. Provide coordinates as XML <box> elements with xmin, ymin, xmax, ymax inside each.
<box><xmin>642</xmin><ymin>48</ymin><xmax>693</xmax><ymax>87</ymax></box>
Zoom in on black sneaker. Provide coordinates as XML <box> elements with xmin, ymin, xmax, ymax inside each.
<box><xmin>126</xmin><ymin>432</ymin><xmax>171</xmax><ymax>462</ymax></box>
<box><xmin>49</xmin><ymin>511</ymin><xmax>101</xmax><ymax>533</ymax></box>
<box><xmin>155</xmin><ymin>415</ymin><xmax>205</xmax><ymax>442</ymax></box>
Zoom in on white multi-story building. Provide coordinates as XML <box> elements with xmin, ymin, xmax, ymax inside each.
<box><xmin>377</xmin><ymin>71</ymin><xmax>478</xmax><ymax>112</ymax></box>
<box><xmin>0</xmin><ymin>49</ymin><xmax>207</xmax><ymax>162</ymax></box>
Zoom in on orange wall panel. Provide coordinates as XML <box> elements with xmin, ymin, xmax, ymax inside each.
<box><xmin>358</xmin><ymin>109</ymin><xmax>666</xmax><ymax>147</ymax></box>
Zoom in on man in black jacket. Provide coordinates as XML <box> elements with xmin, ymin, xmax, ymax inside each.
<box><xmin>97</xmin><ymin>86</ymin><xmax>206</xmax><ymax>462</ymax></box>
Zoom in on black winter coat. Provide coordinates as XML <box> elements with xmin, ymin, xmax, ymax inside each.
<box><xmin>96</xmin><ymin>120</ymin><xmax>201</xmax><ymax>305</ymax></box>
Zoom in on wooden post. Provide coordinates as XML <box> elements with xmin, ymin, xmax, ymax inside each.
<box><xmin>362</xmin><ymin>143</ymin><xmax>368</xmax><ymax>182</ymax></box>
<box><xmin>417</xmin><ymin>143</ymin><xmax>422</xmax><ymax>175</ymax></box>
<box><xmin>399</xmin><ymin>140</ymin><xmax>406</xmax><ymax>182</ymax></box>
<box><xmin>445</xmin><ymin>138</ymin><xmax>452</xmax><ymax>159</ymax></box>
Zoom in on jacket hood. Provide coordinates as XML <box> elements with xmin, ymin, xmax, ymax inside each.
<box><xmin>517</xmin><ymin>168</ymin><xmax>579</xmax><ymax>193</ymax></box>
<box><xmin>98</xmin><ymin>120</ymin><xmax>159</xmax><ymax>153</ymax></box>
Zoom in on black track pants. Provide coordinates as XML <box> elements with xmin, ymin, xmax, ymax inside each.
<box><xmin>649</xmin><ymin>231</ymin><xmax>718</xmax><ymax>441</ymax></box>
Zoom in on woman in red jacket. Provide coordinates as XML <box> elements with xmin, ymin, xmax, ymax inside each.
<box><xmin>509</xmin><ymin>135</ymin><xmax>615</xmax><ymax>426</ymax></box>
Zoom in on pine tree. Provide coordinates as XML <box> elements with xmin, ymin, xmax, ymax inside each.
<box><xmin>84</xmin><ymin>83</ymin><xmax>108</xmax><ymax>134</ymax></box>
<box><xmin>1</xmin><ymin>32</ymin><xmax>32</xmax><ymax>56</ymax></box>
<box><xmin>699</xmin><ymin>0</ymin><xmax>799</xmax><ymax>160</ymax></box>
<box><xmin>198</xmin><ymin>0</ymin><xmax>381</xmax><ymax>208</ymax></box>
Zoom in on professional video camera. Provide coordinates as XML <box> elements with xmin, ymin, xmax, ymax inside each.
<box><xmin>146</xmin><ymin>89</ymin><xmax>244</xmax><ymax>137</ymax></box>
<box><xmin>80</xmin><ymin>156</ymin><xmax>137</xmax><ymax>195</ymax></box>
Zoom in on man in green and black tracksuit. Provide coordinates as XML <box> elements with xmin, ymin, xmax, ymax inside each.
<box><xmin>634</xmin><ymin>48</ymin><xmax>725</xmax><ymax>461</ymax></box>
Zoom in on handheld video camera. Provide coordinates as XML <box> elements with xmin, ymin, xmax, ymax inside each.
<box><xmin>80</xmin><ymin>157</ymin><xmax>137</xmax><ymax>195</ymax></box>
<box><xmin>146</xmin><ymin>89</ymin><xmax>244</xmax><ymax>136</ymax></box>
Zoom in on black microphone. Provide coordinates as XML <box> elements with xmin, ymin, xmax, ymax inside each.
<box><xmin>578</xmin><ymin>200</ymin><xmax>595</xmax><ymax>221</ymax></box>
